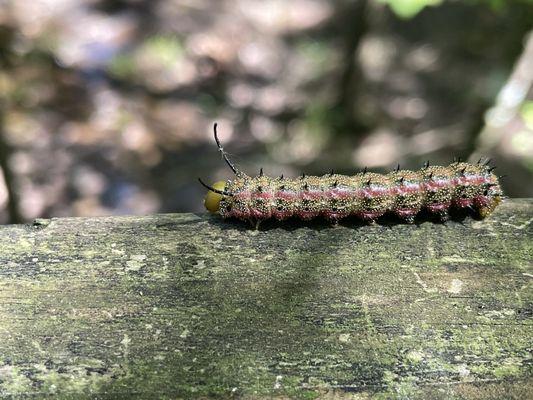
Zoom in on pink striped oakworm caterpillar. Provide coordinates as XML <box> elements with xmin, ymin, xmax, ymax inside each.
<box><xmin>199</xmin><ymin>123</ymin><xmax>503</xmax><ymax>227</ymax></box>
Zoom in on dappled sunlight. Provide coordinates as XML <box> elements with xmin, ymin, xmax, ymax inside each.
<box><xmin>0</xmin><ymin>0</ymin><xmax>531</xmax><ymax>223</ymax></box>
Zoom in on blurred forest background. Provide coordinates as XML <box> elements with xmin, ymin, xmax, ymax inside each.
<box><xmin>0</xmin><ymin>0</ymin><xmax>532</xmax><ymax>224</ymax></box>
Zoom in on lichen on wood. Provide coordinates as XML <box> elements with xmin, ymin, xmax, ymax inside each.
<box><xmin>0</xmin><ymin>200</ymin><xmax>531</xmax><ymax>399</ymax></box>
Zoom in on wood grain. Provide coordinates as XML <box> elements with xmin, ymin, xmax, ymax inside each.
<box><xmin>0</xmin><ymin>200</ymin><xmax>531</xmax><ymax>399</ymax></box>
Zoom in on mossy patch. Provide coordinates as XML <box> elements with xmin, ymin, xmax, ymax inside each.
<box><xmin>0</xmin><ymin>202</ymin><xmax>531</xmax><ymax>397</ymax></box>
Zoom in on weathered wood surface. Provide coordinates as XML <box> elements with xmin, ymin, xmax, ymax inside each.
<box><xmin>0</xmin><ymin>200</ymin><xmax>532</xmax><ymax>399</ymax></box>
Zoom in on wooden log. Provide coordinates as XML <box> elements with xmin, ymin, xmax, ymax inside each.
<box><xmin>0</xmin><ymin>200</ymin><xmax>531</xmax><ymax>399</ymax></box>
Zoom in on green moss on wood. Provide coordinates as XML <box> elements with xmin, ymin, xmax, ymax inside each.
<box><xmin>0</xmin><ymin>200</ymin><xmax>531</xmax><ymax>399</ymax></box>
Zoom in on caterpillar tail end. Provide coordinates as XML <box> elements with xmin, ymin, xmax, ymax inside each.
<box><xmin>203</xmin><ymin>181</ymin><xmax>227</xmax><ymax>213</ymax></box>
<box><xmin>477</xmin><ymin>195</ymin><xmax>503</xmax><ymax>219</ymax></box>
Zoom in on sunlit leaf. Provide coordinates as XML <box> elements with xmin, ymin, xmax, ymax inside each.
<box><xmin>376</xmin><ymin>0</ymin><xmax>444</xmax><ymax>18</ymax></box>
<box><xmin>521</xmin><ymin>101</ymin><xmax>533</xmax><ymax>130</ymax></box>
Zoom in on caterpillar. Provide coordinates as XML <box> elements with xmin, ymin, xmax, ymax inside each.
<box><xmin>199</xmin><ymin>123</ymin><xmax>503</xmax><ymax>227</ymax></box>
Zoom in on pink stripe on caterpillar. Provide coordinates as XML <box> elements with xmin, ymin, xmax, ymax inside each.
<box><xmin>394</xmin><ymin>183</ymin><xmax>422</xmax><ymax>194</ymax></box>
<box><xmin>235</xmin><ymin>191</ymin><xmax>251</xmax><ymax>200</ymax></box>
<box><xmin>276</xmin><ymin>191</ymin><xmax>298</xmax><ymax>201</ymax></box>
<box><xmin>363</xmin><ymin>187</ymin><xmax>389</xmax><ymax>197</ymax></box>
<box><xmin>301</xmin><ymin>190</ymin><xmax>323</xmax><ymax>201</ymax></box>
<box><xmin>453</xmin><ymin>199</ymin><xmax>475</xmax><ymax>210</ymax></box>
<box><xmin>355</xmin><ymin>210</ymin><xmax>386</xmax><ymax>220</ymax></box>
<box><xmin>250</xmin><ymin>209</ymin><xmax>272</xmax><ymax>220</ymax></box>
<box><xmin>326</xmin><ymin>188</ymin><xmax>354</xmax><ymax>200</ymax></box>
<box><xmin>273</xmin><ymin>210</ymin><xmax>293</xmax><ymax>220</ymax></box>
<box><xmin>253</xmin><ymin>192</ymin><xmax>273</xmax><ymax>200</ymax></box>
<box><xmin>395</xmin><ymin>208</ymin><xmax>419</xmax><ymax>217</ymax></box>
<box><xmin>427</xmin><ymin>202</ymin><xmax>451</xmax><ymax>212</ymax></box>
<box><xmin>424</xmin><ymin>179</ymin><xmax>452</xmax><ymax>190</ymax></box>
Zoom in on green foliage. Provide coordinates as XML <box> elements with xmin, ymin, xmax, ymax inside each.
<box><xmin>478</xmin><ymin>0</ymin><xmax>533</xmax><ymax>11</ymax></box>
<box><xmin>109</xmin><ymin>53</ymin><xmax>136</xmax><ymax>78</ymax></box>
<box><xmin>141</xmin><ymin>35</ymin><xmax>184</xmax><ymax>67</ymax></box>
<box><xmin>521</xmin><ymin>101</ymin><xmax>533</xmax><ymax>130</ymax></box>
<box><xmin>377</xmin><ymin>0</ymin><xmax>533</xmax><ymax>18</ymax></box>
<box><xmin>376</xmin><ymin>0</ymin><xmax>443</xmax><ymax>18</ymax></box>
<box><xmin>109</xmin><ymin>34</ymin><xmax>184</xmax><ymax>79</ymax></box>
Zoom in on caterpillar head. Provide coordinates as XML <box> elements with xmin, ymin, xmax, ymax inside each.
<box><xmin>198</xmin><ymin>123</ymin><xmax>241</xmax><ymax>216</ymax></box>
<box><xmin>202</xmin><ymin>180</ymin><xmax>227</xmax><ymax>213</ymax></box>
<box><xmin>477</xmin><ymin>174</ymin><xmax>503</xmax><ymax>218</ymax></box>
<box><xmin>451</xmin><ymin>161</ymin><xmax>503</xmax><ymax>218</ymax></box>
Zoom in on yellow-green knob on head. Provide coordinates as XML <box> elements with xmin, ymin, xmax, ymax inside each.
<box><xmin>204</xmin><ymin>181</ymin><xmax>227</xmax><ymax>213</ymax></box>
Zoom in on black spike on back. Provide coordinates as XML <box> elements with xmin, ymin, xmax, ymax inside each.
<box><xmin>487</xmin><ymin>166</ymin><xmax>497</xmax><ymax>173</ymax></box>
<box><xmin>198</xmin><ymin>178</ymin><xmax>233</xmax><ymax>196</ymax></box>
<box><xmin>423</xmin><ymin>160</ymin><xmax>430</xmax><ymax>169</ymax></box>
<box><xmin>484</xmin><ymin>158</ymin><xmax>492</xmax><ymax>166</ymax></box>
<box><xmin>213</xmin><ymin>123</ymin><xmax>240</xmax><ymax>175</ymax></box>
<box><xmin>428</xmin><ymin>172</ymin><xmax>434</xmax><ymax>180</ymax></box>
<box><xmin>332</xmin><ymin>180</ymin><xmax>338</xmax><ymax>188</ymax></box>
<box><xmin>300</xmin><ymin>173</ymin><xmax>306</xmax><ymax>180</ymax></box>
<box><xmin>366</xmin><ymin>178</ymin><xmax>372</xmax><ymax>186</ymax></box>
<box><xmin>259</xmin><ymin>167</ymin><xmax>263</xmax><ymax>177</ymax></box>
<box><xmin>363</xmin><ymin>166</ymin><xmax>368</xmax><ymax>174</ymax></box>
<box><xmin>278</xmin><ymin>174</ymin><xmax>284</xmax><ymax>180</ymax></box>
<box><xmin>329</xmin><ymin>169</ymin><xmax>334</xmax><ymax>176</ymax></box>
<box><xmin>398</xmin><ymin>176</ymin><xmax>404</xmax><ymax>184</ymax></box>
<box><xmin>395</xmin><ymin>164</ymin><xmax>401</xmax><ymax>172</ymax></box>
<box><xmin>477</xmin><ymin>157</ymin><xmax>483</xmax><ymax>165</ymax></box>
<box><xmin>460</xmin><ymin>167</ymin><xmax>467</xmax><ymax>174</ymax></box>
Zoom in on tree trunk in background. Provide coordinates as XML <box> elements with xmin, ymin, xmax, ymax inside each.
<box><xmin>0</xmin><ymin>108</ymin><xmax>22</xmax><ymax>224</ymax></box>
<box><xmin>474</xmin><ymin>30</ymin><xmax>533</xmax><ymax>198</ymax></box>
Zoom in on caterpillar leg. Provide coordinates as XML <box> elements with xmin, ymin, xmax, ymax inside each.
<box><xmin>329</xmin><ymin>219</ymin><xmax>340</xmax><ymax>227</ymax></box>
<box><xmin>477</xmin><ymin>206</ymin><xmax>492</xmax><ymax>219</ymax></box>
<box><xmin>403</xmin><ymin>215</ymin><xmax>416</xmax><ymax>224</ymax></box>
<box><xmin>437</xmin><ymin>211</ymin><xmax>449</xmax><ymax>223</ymax></box>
